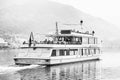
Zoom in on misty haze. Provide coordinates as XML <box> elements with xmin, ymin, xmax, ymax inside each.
<box><xmin>0</xmin><ymin>0</ymin><xmax>120</xmax><ymax>80</ymax></box>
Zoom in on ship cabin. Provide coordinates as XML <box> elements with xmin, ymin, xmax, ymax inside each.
<box><xmin>48</xmin><ymin>30</ymin><xmax>100</xmax><ymax>60</ymax></box>
<box><xmin>23</xmin><ymin>29</ymin><xmax>99</xmax><ymax>58</ymax></box>
<box><xmin>21</xmin><ymin>29</ymin><xmax>100</xmax><ymax>58</ymax></box>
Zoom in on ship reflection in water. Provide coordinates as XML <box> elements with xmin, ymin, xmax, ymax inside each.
<box><xmin>17</xmin><ymin>60</ymin><xmax>100</xmax><ymax>80</ymax></box>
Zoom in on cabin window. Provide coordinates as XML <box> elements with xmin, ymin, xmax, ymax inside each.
<box><xmin>75</xmin><ymin>37</ymin><xmax>82</xmax><ymax>44</ymax></box>
<box><xmin>76</xmin><ymin>38</ymin><xmax>79</xmax><ymax>42</ymax></box>
<box><xmin>81</xmin><ymin>49</ymin><xmax>83</xmax><ymax>56</ymax></box>
<box><xmin>66</xmin><ymin>50</ymin><xmax>70</xmax><ymax>55</ymax></box>
<box><xmin>59</xmin><ymin>50</ymin><xmax>65</xmax><ymax>56</ymax></box>
<box><xmin>88</xmin><ymin>49</ymin><xmax>90</xmax><ymax>55</ymax></box>
<box><xmin>74</xmin><ymin>50</ymin><xmax>78</xmax><ymax>55</ymax></box>
<box><xmin>67</xmin><ymin>49</ymin><xmax>78</xmax><ymax>55</ymax></box>
<box><xmin>79</xmin><ymin>37</ymin><xmax>82</xmax><ymax>44</ymax></box>
<box><xmin>96</xmin><ymin>48</ymin><xmax>100</xmax><ymax>54</ymax></box>
<box><xmin>94</xmin><ymin>49</ymin><xmax>96</xmax><ymax>54</ymax></box>
<box><xmin>51</xmin><ymin>50</ymin><xmax>56</xmax><ymax>56</ymax></box>
<box><xmin>70</xmin><ymin>50</ymin><xmax>74</xmax><ymax>55</ymax></box>
<box><xmin>70</xmin><ymin>37</ymin><xmax>82</xmax><ymax>44</ymax></box>
<box><xmin>72</xmin><ymin>49</ymin><xmax>78</xmax><ymax>55</ymax></box>
<box><xmin>61</xmin><ymin>30</ymin><xmax>71</xmax><ymax>34</ymax></box>
<box><xmin>73</xmin><ymin>50</ymin><xmax>76</xmax><ymax>55</ymax></box>
<box><xmin>89</xmin><ymin>37</ymin><xmax>94</xmax><ymax>44</ymax></box>
<box><xmin>86</xmin><ymin>49</ymin><xmax>89</xmax><ymax>55</ymax></box>
<box><xmin>90</xmin><ymin>49</ymin><xmax>94</xmax><ymax>55</ymax></box>
<box><xmin>79</xmin><ymin>49</ymin><xmax>82</xmax><ymax>55</ymax></box>
<box><xmin>95</xmin><ymin>38</ymin><xmax>98</xmax><ymax>44</ymax></box>
<box><xmin>72</xmin><ymin>37</ymin><xmax>76</xmax><ymax>43</ymax></box>
<box><xmin>83</xmin><ymin>49</ymin><xmax>86</xmax><ymax>55</ymax></box>
<box><xmin>83</xmin><ymin>49</ymin><xmax>88</xmax><ymax>56</ymax></box>
<box><xmin>82</xmin><ymin>37</ymin><xmax>88</xmax><ymax>44</ymax></box>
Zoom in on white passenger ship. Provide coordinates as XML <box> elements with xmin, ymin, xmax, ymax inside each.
<box><xmin>14</xmin><ymin>22</ymin><xmax>100</xmax><ymax>65</ymax></box>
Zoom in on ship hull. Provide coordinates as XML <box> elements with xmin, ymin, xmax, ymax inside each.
<box><xmin>14</xmin><ymin>55</ymin><xmax>100</xmax><ymax>65</ymax></box>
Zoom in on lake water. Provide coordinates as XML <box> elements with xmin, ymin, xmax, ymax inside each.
<box><xmin>0</xmin><ymin>49</ymin><xmax>120</xmax><ymax>80</ymax></box>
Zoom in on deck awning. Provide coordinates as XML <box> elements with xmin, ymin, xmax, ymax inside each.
<box><xmin>46</xmin><ymin>33</ymin><xmax>95</xmax><ymax>38</ymax></box>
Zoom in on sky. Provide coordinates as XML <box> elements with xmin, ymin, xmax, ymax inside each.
<box><xmin>51</xmin><ymin>0</ymin><xmax>120</xmax><ymax>27</ymax></box>
<box><xmin>0</xmin><ymin>0</ymin><xmax>120</xmax><ymax>27</ymax></box>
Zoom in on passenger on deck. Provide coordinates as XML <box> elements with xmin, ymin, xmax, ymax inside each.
<box><xmin>92</xmin><ymin>31</ymin><xmax>95</xmax><ymax>35</ymax></box>
<box><xmin>23</xmin><ymin>41</ymin><xmax>26</xmax><ymax>44</ymax></box>
<box><xmin>44</xmin><ymin>39</ymin><xmax>47</xmax><ymax>44</ymax></box>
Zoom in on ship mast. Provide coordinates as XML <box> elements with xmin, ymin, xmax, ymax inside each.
<box><xmin>56</xmin><ymin>22</ymin><xmax>59</xmax><ymax>35</ymax></box>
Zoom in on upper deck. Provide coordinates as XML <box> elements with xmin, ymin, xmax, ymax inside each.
<box><xmin>21</xmin><ymin>29</ymin><xmax>99</xmax><ymax>48</ymax></box>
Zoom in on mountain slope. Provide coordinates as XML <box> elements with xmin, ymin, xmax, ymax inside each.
<box><xmin>0</xmin><ymin>0</ymin><xmax>120</xmax><ymax>48</ymax></box>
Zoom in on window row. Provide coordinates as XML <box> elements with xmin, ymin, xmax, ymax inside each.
<box><xmin>82</xmin><ymin>37</ymin><xmax>97</xmax><ymax>44</ymax></box>
<box><xmin>54</xmin><ymin>36</ymin><xmax>97</xmax><ymax>44</ymax></box>
<box><xmin>80</xmin><ymin>48</ymin><xmax>100</xmax><ymax>56</ymax></box>
<box><xmin>51</xmin><ymin>48</ymin><xmax>100</xmax><ymax>57</ymax></box>
<box><xmin>51</xmin><ymin>49</ymin><xmax>78</xmax><ymax>56</ymax></box>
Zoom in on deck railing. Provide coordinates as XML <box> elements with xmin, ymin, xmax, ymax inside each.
<box><xmin>23</xmin><ymin>41</ymin><xmax>82</xmax><ymax>45</ymax></box>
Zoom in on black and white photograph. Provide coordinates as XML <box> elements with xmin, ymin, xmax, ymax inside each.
<box><xmin>0</xmin><ymin>0</ymin><xmax>120</xmax><ymax>80</ymax></box>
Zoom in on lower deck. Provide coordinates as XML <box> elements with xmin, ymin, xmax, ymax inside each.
<box><xmin>14</xmin><ymin>47</ymin><xmax>100</xmax><ymax>65</ymax></box>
